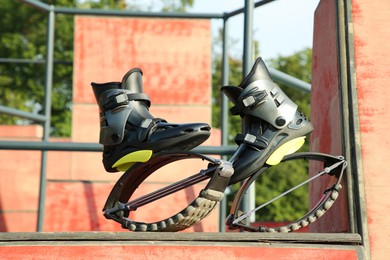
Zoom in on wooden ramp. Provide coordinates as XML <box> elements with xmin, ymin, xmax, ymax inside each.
<box><xmin>0</xmin><ymin>232</ymin><xmax>365</xmax><ymax>259</ymax></box>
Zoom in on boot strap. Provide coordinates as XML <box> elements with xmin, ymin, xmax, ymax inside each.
<box><xmin>230</xmin><ymin>89</ymin><xmax>267</xmax><ymax>115</ymax></box>
<box><xmin>230</xmin><ymin>80</ymin><xmax>298</xmax><ymax>129</ymax></box>
<box><xmin>137</xmin><ymin>118</ymin><xmax>166</xmax><ymax>141</ymax></box>
<box><xmin>235</xmin><ymin>133</ymin><xmax>268</xmax><ymax>150</ymax></box>
<box><xmin>103</xmin><ymin>92</ymin><xmax>151</xmax><ymax>111</ymax></box>
<box><xmin>100</xmin><ymin>92</ymin><xmax>153</xmax><ymax>145</ymax></box>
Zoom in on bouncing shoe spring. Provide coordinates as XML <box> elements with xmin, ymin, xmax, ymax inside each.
<box><xmin>92</xmin><ymin>68</ymin><xmax>211</xmax><ymax>172</ymax></box>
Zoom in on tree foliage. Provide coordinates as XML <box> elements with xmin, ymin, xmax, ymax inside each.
<box><xmin>0</xmin><ymin>0</ymin><xmax>194</xmax><ymax>137</ymax></box>
<box><xmin>1</xmin><ymin>1</ymin><xmax>76</xmax><ymax>136</ymax></box>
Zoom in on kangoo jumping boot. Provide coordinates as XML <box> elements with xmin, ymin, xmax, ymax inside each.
<box><xmin>92</xmin><ymin>68</ymin><xmax>211</xmax><ymax>172</ymax></box>
<box><xmin>222</xmin><ymin>57</ymin><xmax>313</xmax><ymax>184</ymax></box>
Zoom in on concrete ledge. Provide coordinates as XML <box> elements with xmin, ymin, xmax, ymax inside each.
<box><xmin>0</xmin><ymin>232</ymin><xmax>365</xmax><ymax>259</ymax></box>
<box><xmin>0</xmin><ymin>232</ymin><xmax>362</xmax><ymax>245</ymax></box>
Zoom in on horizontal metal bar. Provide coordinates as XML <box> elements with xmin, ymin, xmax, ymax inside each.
<box><xmin>0</xmin><ymin>105</ymin><xmax>47</xmax><ymax>123</ymax></box>
<box><xmin>0</xmin><ymin>58</ymin><xmax>45</xmax><ymax>64</ymax></box>
<box><xmin>19</xmin><ymin>0</ymin><xmax>51</xmax><ymax>12</ymax></box>
<box><xmin>0</xmin><ymin>141</ymin><xmax>102</xmax><ymax>152</ymax></box>
<box><xmin>224</xmin><ymin>0</ymin><xmax>277</xmax><ymax>19</ymax></box>
<box><xmin>54</xmin><ymin>6</ymin><xmax>223</xmax><ymax>19</ymax></box>
<box><xmin>0</xmin><ymin>58</ymin><xmax>72</xmax><ymax>65</ymax></box>
<box><xmin>194</xmin><ymin>145</ymin><xmax>236</xmax><ymax>155</ymax></box>
<box><xmin>0</xmin><ymin>140</ymin><xmax>236</xmax><ymax>155</ymax></box>
<box><xmin>268</xmin><ymin>68</ymin><xmax>311</xmax><ymax>93</ymax></box>
<box><xmin>254</xmin><ymin>0</ymin><xmax>278</xmax><ymax>8</ymax></box>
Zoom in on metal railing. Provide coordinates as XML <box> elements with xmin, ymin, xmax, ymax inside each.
<box><xmin>0</xmin><ymin>0</ymin><xmax>311</xmax><ymax>232</ymax></box>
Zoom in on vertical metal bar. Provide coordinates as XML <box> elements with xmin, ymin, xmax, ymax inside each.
<box><xmin>243</xmin><ymin>0</ymin><xmax>254</xmax><ymax>80</ymax></box>
<box><xmin>221</xmin><ymin>18</ymin><xmax>230</xmax><ymax>149</ymax></box>
<box><xmin>37</xmin><ymin>5</ymin><xmax>55</xmax><ymax>232</ymax></box>
<box><xmin>219</xmin><ymin>16</ymin><xmax>230</xmax><ymax>232</ymax></box>
<box><xmin>241</xmin><ymin>0</ymin><xmax>255</xmax><ymax>222</ymax></box>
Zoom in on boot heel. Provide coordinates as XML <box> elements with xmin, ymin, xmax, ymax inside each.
<box><xmin>266</xmin><ymin>137</ymin><xmax>306</xmax><ymax>166</ymax></box>
<box><xmin>112</xmin><ymin>150</ymin><xmax>153</xmax><ymax>172</ymax></box>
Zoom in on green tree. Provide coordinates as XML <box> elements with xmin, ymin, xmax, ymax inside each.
<box><xmin>1</xmin><ymin>0</ymin><xmax>79</xmax><ymax>136</ymax></box>
<box><xmin>211</xmin><ymin>54</ymin><xmax>242</xmax><ymax>144</ymax></box>
<box><xmin>0</xmin><ymin>0</ymin><xmax>194</xmax><ymax>137</ymax></box>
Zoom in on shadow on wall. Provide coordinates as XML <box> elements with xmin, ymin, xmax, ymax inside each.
<box><xmin>0</xmin><ymin>198</ymin><xmax>7</xmax><ymax>231</ymax></box>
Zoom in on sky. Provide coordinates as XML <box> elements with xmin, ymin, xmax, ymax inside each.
<box><xmin>189</xmin><ymin>0</ymin><xmax>320</xmax><ymax>60</ymax></box>
<box><xmin>133</xmin><ymin>0</ymin><xmax>320</xmax><ymax>60</ymax></box>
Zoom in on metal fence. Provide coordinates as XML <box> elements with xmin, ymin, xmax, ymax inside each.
<box><xmin>0</xmin><ymin>0</ymin><xmax>311</xmax><ymax>232</ymax></box>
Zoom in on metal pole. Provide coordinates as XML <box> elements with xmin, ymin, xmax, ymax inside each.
<box><xmin>224</xmin><ymin>0</ymin><xmax>277</xmax><ymax>19</ymax></box>
<box><xmin>241</xmin><ymin>0</ymin><xmax>255</xmax><ymax>223</ymax></box>
<box><xmin>19</xmin><ymin>0</ymin><xmax>51</xmax><ymax>12</ymax></box>
<box><xmin>36</xmin><ymin>6</ymin><xmax>55</xmax><ymax>232</ymax></box>
<box><xmin>0</xmin><ymin>141</ymin><xmax>236</xmax><ymax>155</ymax></box>
<box><xmin>243</xmin><ymin>0</ymin><xmax>254</xmax><ymax>79</ymax></box>
<box><xmin>0</xmin><ymin>105</ymin><xmax>47</xmax><ymax>123</ymax></box>
<box><xmin>221</xmin><ymin>18</ymin><xmax>230</xmax><ymax>147</ymax></box>
<box><xmin>55</xmin><ymin>6</ymin><xmax>223</xmax><ymax>19</ymax></box>
<box><xmin>268</xmin><ymin>67</ymin><xmax>311</xmax><ymax>93</ymax></box>
<box><xmin>0</xmin><ymin>57</ymin><xmax>72</xmax><ymax>65</ymax></box>
<box><xmin>219</xmin><ymin>16</ymin><xmax>230</xmax><ymax>232</ymax></box>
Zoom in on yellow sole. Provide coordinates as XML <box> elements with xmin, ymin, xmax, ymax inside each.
<box><xmin>112</xmin><ymin>150</ymin><xmax>153</xmax><ymax>172</ymax></box>
<box><xmin>265</xmin><ymin>137</ymin><xmax>306</xmax><ymax>166</ymax></box>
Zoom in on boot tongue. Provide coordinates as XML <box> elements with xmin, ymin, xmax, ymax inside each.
<box><xmin>121</xmin><ymin>68</ymin><xmax>144</xmax><ymax>93</ymax></box>
<box><xmin>91</xmin><ymin>82</ymin><xmax>121</xmax><ymax>104</ymax></box>
<box><xmin>221</xmin><ymin>86</ymin><xmax>242</xmax><ymax>105</ymax></box>
<box><xmin>239</xmin><ymin>57</ymin><xmax>272</xmax><ymax>89</ymax></box>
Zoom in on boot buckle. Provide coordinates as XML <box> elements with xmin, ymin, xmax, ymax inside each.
<box><xmin>104</xmin><ymin>92</ymin><xmax>129</xmax><ymax>110</ymax></box>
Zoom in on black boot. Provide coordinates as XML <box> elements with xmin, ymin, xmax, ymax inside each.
<box><xmin>222</xmin><ymin>57</ymin><xmax>313</xmax><ymax>184</ymax></box>
<box><xmin>92</xmin><ymin>68</ymin><xmax>211</xmax><ymax>172</ymax></box>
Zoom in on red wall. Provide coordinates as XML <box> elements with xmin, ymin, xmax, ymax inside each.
<box><xmin>0</xmin><ymin>126</ymin><xmax>42</xmax><ymax>231</ymax></box>
<box><xmin>0</xmin><ymin>244</ymin><xmax>360</xmax><ymax>259</ymax></box>
<box><xmin>310</xmin><ymin>0</ymin><xmax>390</xmax><ymax>258</ymax></box>
<box><xmin>0</xmin><ymin>17</ymin><xmax>220</xmax><ymax>232</ymax></box>
<box><xmin>352</xmin><ymin>0</ymin><xmax>390</xmax><ymax>259</ymax></box>
<box><xmin>309</xmin><ymin>0</ymin><xmax>349</xmax><ymax>233</ymax></box>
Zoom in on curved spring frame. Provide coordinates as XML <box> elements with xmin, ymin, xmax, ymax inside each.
<box><xmin>226</xmin><ymin>152</ymin><xmax>347</xmax><ymax>232</ymax></box>
<box><xmin>103</xmin><ymin>150</ymin><xmax>347</xmax><ymax>232</ymax></box>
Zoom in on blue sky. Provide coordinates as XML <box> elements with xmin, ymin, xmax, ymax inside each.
<box><xmin>132</xmin><ymin>0</ymin><xmax>319</xmax><ymax>60</ymax></box>
<box><xmin>189</xmin><ymin>0</ymin><xmax>320</xmax><ymax>60</ymax></box>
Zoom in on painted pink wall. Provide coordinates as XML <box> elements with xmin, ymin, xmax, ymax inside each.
<box><xmin>0</xmin><ymin>17</ymin><xmax>220</xmax><ymax>232</ymax></box>
<box><xmin>352</xmin><ymin>0</ymin><xmax>390</xmax><ymax>258</ymax></box>
<box><xmin>310</xmin><ymin>0</ymin><xmax>349</xmax><ymax>233</ymax></box>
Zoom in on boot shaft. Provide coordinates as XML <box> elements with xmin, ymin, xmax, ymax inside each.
<box><xmin>91</xmin><ymin>81</ymin><xmax>121</xmax><ymax>110</ymax></box>
<box><xmin>121</xmin><ymin>68</ymin><xmax>144</xmax><ymax>93</ymax></box>
<box><xmin>91</xmin><ymin>68</ymin><xmax>154</xmax><ymax>146</ymax></box>
<box><xmin>222</xmin><ymin>57</ymin><xmax>298</xmax><ymax>130</ymax></box>
<box><xmin>91</xmin><ymin>67</ymin><xmax>144</xmax><ymax>109</ymax></box>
